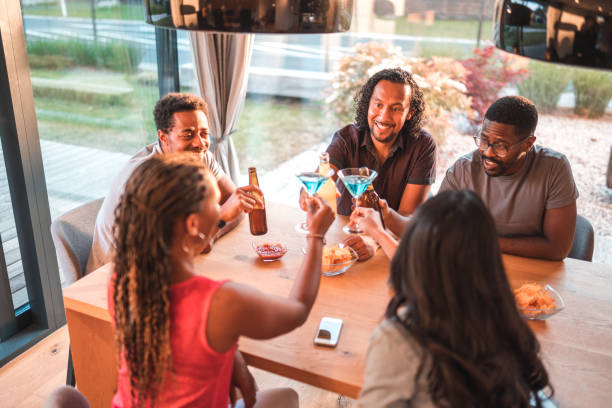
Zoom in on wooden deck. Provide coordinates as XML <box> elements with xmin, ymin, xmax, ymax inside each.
<box><xmin>1</xmin><ymin>140</ymin><xmax>130</xmax><ymax>309</ymax></box>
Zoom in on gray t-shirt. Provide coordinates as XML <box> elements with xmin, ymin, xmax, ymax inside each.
<box><xmin>86</xmin><ymin>142</ymin><xmax>224</xmax><ymax>273</ymax></box>
<box><xmin>439</xmin><ymin>146</ymin><xmax>578</xmax><ymax>236</ymax></box>
<box><xmin>358</xmin><ymin>317</ymin><xmax>434</xmax><ymax>408</ymax></box>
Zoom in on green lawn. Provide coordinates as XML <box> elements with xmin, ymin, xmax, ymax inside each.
<box><xmin>395</xmin><ymin>18</ymin><xmax>494</xmax><ymax>40</ymax></box>
<box><xmin>22</xmin><ymin>1</ymin><xmax>143</xmax><ymax>20</ymax></box>
<box><xmin>32</xmin><ymin>67</ymin><xmax>341</xmax><ymax>172</ymax></box>
<box><xmin>33</xmin><ymin>67</ymin><xmax>158</xmax><ymax>153</ymax></box>
<box><xmin>413</xmin><ymin>42</ymin><xmax>477</xmax><ymax>60</ymax></box>
<box><xmin>233</xmin><ymin>97</ymin><xmax>341</xmax><ymax>173</ymax></box>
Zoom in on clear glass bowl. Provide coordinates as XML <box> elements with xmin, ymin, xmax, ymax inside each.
<box><xmin>516</xmin><ymin>284</ymin><xmax>565</xmax><ymax>320</ymax></box>
<box><xmin>304</xmin><ymin>243</ymin><xmax>358</xmax><ymax>276</ymax></box>
<box><xmin>252</xmin><ymin>241</ymin><xmax>287</xmax><ymax>261</ymax></box>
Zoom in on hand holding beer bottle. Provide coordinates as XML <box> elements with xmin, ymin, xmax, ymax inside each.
<box><xmin>356</xmin><ymin>168</ymin><xmax>386</xmax><ymax>230</ymax></box>
<box><xmin>248</xmin><ymin>167</ymin><xmax>268</xmax><ymax>235</ymax></box>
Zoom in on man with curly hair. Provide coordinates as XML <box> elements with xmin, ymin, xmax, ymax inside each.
<box><xmin>308</xmin><ymin>68</ymin><xmax>437</xmax><ymax>260</ymax></box>
<box><xmin>439</xmin><ymin>96</ymin><xmax>578</xmax><ymax>260</ymax></box>
<box><xmin>87</xmin><ymin>93</ymin><xmax>260</xmax><ymax>272</ymax></box>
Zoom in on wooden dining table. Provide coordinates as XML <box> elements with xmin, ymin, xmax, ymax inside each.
<box><xmin>63</xmin><ymin>202</ymin><xmax>612</xmax><ymax>408</ymax></box>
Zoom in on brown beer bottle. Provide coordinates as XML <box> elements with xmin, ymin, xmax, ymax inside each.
<box><xmin>248</xmin><ymin>167</ymin><xmax>268</xmax><ymax>235</ymax></box>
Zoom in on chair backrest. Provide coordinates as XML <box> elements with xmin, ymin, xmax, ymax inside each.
<box><xmin>568</xmin><ymin>214</ymin><xmax>594</xmax><ymax>262</ymax></box>
<box><xmin>50</xmin><ymin>198</ymin><xmax>104</xmax><ymax>285</ymax></box>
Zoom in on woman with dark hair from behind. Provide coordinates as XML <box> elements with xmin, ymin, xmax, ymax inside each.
<box><xmin>358</xmin><ymin>190</ymin><xmax>553</xmax><ymax>407</ymax></box>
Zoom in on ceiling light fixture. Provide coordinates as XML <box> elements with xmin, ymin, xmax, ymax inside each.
<box><xmin>494</xmin><ymin>0</ymin><xmax>612</xmax><ymax>70</ymax></box>
<box><xmin>144</xmin><ymin>0</ymin><xmax>354</xmax><ymax>34</ymax></box>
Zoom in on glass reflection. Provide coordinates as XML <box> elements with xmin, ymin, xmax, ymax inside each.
<box><xmin>495</xmin><ymin>0</ymin><xmax>612</xmax><ymax>69</ymax></box>
<box><xmin>145</xmin><ymin>0</ymin><xmax>353</xmax><ymax>34</ymax></box>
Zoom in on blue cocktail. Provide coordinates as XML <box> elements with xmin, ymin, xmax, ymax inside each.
<box><xmin>298</xmin><ymin>172</ymin><xmax>328</xmax><ymax>195</ymax></box>
<box><xmin>338</xmin><ymin>168</ymin><xmax>378</xmax><ymax>234</ymax></box>
<box><xmin>296</xmin><ymin>169</ymin><xmax>335</xmax><ymax>233</ymax></box>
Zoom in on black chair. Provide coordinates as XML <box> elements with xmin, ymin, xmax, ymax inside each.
<box><xmin>568</xmin><ymin>214</ymin><xmax>595</xmax><ymax>262</ymax></box>
<box><xmin>50</xmin><ymin>198</ymin><xmax>104</xmax><ymax>386</ymax></box>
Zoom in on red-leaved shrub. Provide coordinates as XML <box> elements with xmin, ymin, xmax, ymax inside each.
<box><xmin>461</xmin><ymin>46</ymin><xmax>528</xmax><ymax>123</ymax></box>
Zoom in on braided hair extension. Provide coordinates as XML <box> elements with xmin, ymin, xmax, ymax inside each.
<box><xmin>111</xmin><ymin>153</ymin><xmax>212</xmax><ymax>406</ymax></box>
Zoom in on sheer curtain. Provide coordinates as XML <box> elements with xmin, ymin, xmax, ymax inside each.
<box><xmin>189</xmin><ymin>32</ymin><xmax>254</xmax><ymax>183</ymax></box>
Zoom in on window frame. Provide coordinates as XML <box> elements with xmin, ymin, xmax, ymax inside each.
<box><xmin>0</xmin><ymin>0</ymin><xmax>182</xmax><ymax>365</ymax></box>
<box><xmin>0</xmin><ymin>0</ymin><xmax>66</xmax><ymax>365</ymax></box>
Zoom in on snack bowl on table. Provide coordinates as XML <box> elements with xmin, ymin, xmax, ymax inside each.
<box><xmin>513</xmin><ymin>282</ymin><xmax>565</xmax><ymax>320</ymax></box>
<box><xmin>252</xmin><ymin>241</ymin><xmax>287</xmax><ymax>262</ymax></box>
<box><xmin>303</xmin><ymin>242</ymin><xmax>359</xmax><ymax>276</ymax></box>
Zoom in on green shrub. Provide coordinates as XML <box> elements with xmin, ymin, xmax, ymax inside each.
<box><xmin>573</xmin><ymin>69</ymin><xmax>612</xmax><ymax>118</ymax></box>
<box><xmin>32</xmin><ymin>83</ymin><xmax>131</xmax><ymax>106</ymax></box>
<box><xmin>26</xmin><ymin>39</ymin><xmax>142</xmax><ymax>73</ymax></box>
<box><xmin>517</xmin><ymin>62</ymin><xmax>572</xmax><ymax>113</ymax></box>
<box><xmin>135</xmin><ymin>71</ymin><xmax>158</xmax><ymax>87</ymax></box>
<box><xmin>28</xmin><ymin>54</ymin><xmax>74</xmax><ymax>70</ymax></box>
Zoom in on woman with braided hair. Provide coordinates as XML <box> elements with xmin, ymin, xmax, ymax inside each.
<box><xmin>109</xmin><ymin>153</ymin><xmax>335</xmax><ymax>408</ymax></box>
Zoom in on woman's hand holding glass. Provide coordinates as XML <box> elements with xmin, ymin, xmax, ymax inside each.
<box><xmin>305</xmin><ymin>195</ymin><xmax>335</xmax><ymax>237</ymax></box>
<box><xmin>349</xmin><ymin>202</ymin><xmax>399</xmax><ymax>260</ymax></box>
<box><xmin>350</xmin><ymin>207</ymin><xmax>384</xmax><ymax>237</ymax></box>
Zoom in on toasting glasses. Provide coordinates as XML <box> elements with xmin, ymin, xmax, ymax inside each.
<box><xmin>337</xmin><ymin>167</ymin><xmax>378</xmax><ymax>234</ymax></box>
<box><xmin>295</xmin><ymin>168</ymin><xmax>335</xmax><ymax>233</ymax></box>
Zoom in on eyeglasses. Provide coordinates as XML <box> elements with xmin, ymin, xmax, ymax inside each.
<box><xmin>473</xmin><ymin>133</ymin><xmax>530</xmax><ymax>157</ymax></box>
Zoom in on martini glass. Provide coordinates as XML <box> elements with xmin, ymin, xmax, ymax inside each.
<box><xmin>337</xmin><ymin>168</ymin><xmax>378</xmax><ymax>234</ymax></box>
<box><xmin>295</xmin><ymin>169</ymin><xmax>335</xmax><ymax>233</ymax></box>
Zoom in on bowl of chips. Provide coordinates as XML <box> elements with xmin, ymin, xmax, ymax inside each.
<box><xmin>513</xmin><ymin>282</ymin><xmax>565</xmax><ymax>320</ymax></box>
<box><xmin>252</xmin><ymin>242</ymin><xmax>287</xmax><ymax>261</ymax></box>
<box><xmin>321</xmin><ymin>243</ymin><xmax>358</xmax><ymax>276</ymax></box>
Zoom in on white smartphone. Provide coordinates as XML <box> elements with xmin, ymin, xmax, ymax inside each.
<box><xmin>314</xmin><ymin>317</ymin><xmax>343</xmax><ymax>347</ymax></box>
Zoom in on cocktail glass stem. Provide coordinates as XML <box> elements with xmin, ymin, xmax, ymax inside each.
<box><xmin>338</xmin><ymin>167</ymin><xmax>377</xmax><ymax>235</ymax></box>
<box><xmin>353</xmin><ymin>197</ymin><xmax>361</xmax><ymax>232</ymax></box>
<box><xmin>295</xmin><ymin>191</ymin><xmax>313</xmax><ymax>234</ymax></box>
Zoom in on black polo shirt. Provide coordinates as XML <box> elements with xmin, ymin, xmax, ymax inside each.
<box><xmin>327</xmin><ymin>124</ymin><xmax>437</xmax><ymax>216</ymax></box>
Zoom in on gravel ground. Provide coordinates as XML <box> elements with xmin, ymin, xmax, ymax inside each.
<box><xmin>436</xmin><ymin>112</ymin><xmax>612</xmax><ymax>265</ymax></box>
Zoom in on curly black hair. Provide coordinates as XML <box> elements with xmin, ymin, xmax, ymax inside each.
<box><xmin>153</xmin><ymin>93</ymin><xmax>209</xmax><ymax>133</ymax></box>
<box><xmin>484</xmin><ymin>96</ymin><xmax>538</xmax><ymax>139</ymax></box>
<box><xmin>354</xmin><ymin>68</ymin><xmax>425</xmax><ymax>137</ymax></box>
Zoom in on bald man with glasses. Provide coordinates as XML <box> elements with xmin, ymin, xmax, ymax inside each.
<box><xmin>439</xmin><ymin>96</ymin><xmax>578</xmax><ymax>261</ymax></box>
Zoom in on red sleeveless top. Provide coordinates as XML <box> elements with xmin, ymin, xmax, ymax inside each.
<box><xmin>109</xmin><ymin>275</ymin><xmax>235</xmax><ymax>408</ymax></box>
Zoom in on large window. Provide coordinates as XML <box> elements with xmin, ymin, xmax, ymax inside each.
<box><xmin>1</xmin><ymin>0</ymin><xmax>64</xmax><ymax>363</ymax></box>
<box><xmin>1</xmin><ymin>0</ymin><xmax>183</xmax><ymax>362</ymax></box>
<box><xmin>238</xmin><ymin>0</ymin><xmax>611</xmax><ymax>265</ymax></box>
<box><xmin>19</xmin><ymin>0</ymin><xmax>164</xmax><ymax>285</ymax></box>
<box><xmin>0</xmin><ymin>144</ymin><xmax>27</xmax><ymax>310</ymax></box>
<box><xmin>1</xmin><ymin>0</ymin><xmax>610</xmax><ymax>364</ymax></box>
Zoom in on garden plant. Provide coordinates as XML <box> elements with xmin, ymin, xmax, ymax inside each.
<box><xmin>327</xmin><ymin>43</ymin><xmax>527</xmax><ymax>142</ymax></box>
<box><xmin>517</xmin><ymin>61</ymin><xmax>572</xmax><ymax>114</ymax></box>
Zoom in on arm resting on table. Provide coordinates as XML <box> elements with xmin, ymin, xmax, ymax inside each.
<box><xmin>499</xmin><ymin>202</ymin><xmax>576</xmax><ymax>261</ymax></box>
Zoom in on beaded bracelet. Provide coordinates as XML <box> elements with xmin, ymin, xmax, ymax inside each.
<box><xmin>306</xmin><ymin>233</ymin><xmax>326</xmax><ymax>245</ymax></box>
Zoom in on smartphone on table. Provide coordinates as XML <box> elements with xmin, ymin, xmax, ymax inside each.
<box><xmin>314</xmin><ymin>317</ymin><xmax>343</xmax><ymax>347</ymax></box>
